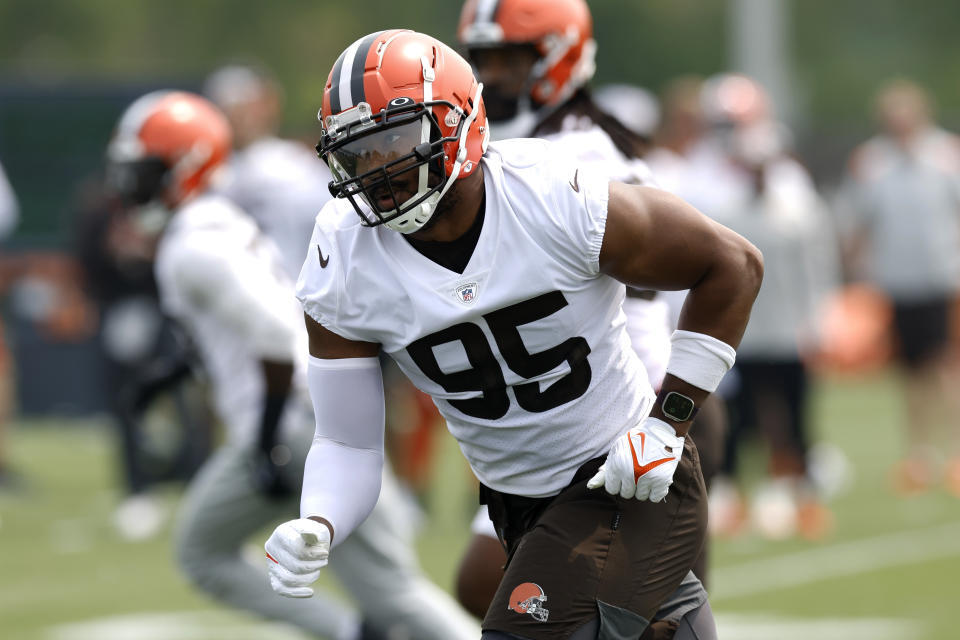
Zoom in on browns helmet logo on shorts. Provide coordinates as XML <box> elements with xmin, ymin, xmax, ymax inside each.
<box><xmin>507</xmin><ymin>582</ymin><xmax>549</xmax><ymax>622</ymax></box>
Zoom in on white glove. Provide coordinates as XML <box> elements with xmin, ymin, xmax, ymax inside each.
<box><xmin>587</xmin><ymin>417</ymin><xmax>685</xmax><ymax>502</ymax></box>
<box><xmin>265</xmin><ymin>518</ymin><xmax>331</xmax><ymax>598</ymax></box>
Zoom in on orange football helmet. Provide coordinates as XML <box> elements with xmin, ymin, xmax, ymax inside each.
<box><xmin>458</xmin><ymin>0</ymin><xmax>595</xmax><ymax>111</ymax></box>
<box><xmin>317</xmin><ymin>29</ymin><xmax>488</xmax><ymax>233</ymax></box>
<box><xmin>107</xmin><ymin>91</ymin><xmax>231</xmax><ymax>209</ymax></box>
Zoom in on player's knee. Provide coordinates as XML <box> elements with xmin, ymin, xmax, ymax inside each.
<box><xmin>174</xmin><ymin>530</ymin><xmax>226</xmax><ymax>594</ymax></box>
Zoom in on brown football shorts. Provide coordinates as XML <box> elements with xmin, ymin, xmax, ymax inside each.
<box><xmin>480</xmin><ymin>438</ymin><xmax>708</xmax><ymax>639</ymax></box>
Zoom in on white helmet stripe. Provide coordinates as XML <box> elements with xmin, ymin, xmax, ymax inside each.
<box><xmin>474</xmin><ymin>0</ymin><xmax>501</xmax><ymax>24</ymax></box>
<box><xmin>329</xmin><ymin>31</ymin><xmax>384</xmax><ymax>114</ymax></box>
<box><xmin>336</xmin><ymin>38</ymin><xmax>363</xmax><ymax>113</ymax></box>
<box><xmin>108</xmin><ymin>90</ymin><xmax>170</xmax><ymax>161</ymax></box>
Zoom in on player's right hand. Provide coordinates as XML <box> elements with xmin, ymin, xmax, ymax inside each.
<box><xmin>265</xmin><ymin>518</ymin><xmax>330</xmax><ymax>598</ymax></box>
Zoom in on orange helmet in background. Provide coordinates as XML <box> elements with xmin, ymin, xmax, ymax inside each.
<box><xmin>458</xmin><ymin>0</ymin><xmax>595</xmax><ymax>109</ymax></box>
<box><xmin>318</xmin><ymin>29</ymin><xmax>488</xmax><ymax>233</ymax></box>
<box><xmin>107</xmin><ymin>91</ymin><xmax>231</xmax><ymax>209</ymax></box>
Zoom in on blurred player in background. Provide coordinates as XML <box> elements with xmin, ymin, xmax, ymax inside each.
<box><xmin>73</xmin><ymin>175</ymin><xmax>211</xmax><ymax>540</ymax></box>
<box><xmin>841</xmin><ymin>78</ymin><xmax>960</xmax><ymax>496</ymax></box>
<box><xmin>593</xmin><ymin>78</ymin><xmax>729</xmax><ymax>566</ymax></box>
<box><xmin>266</xmin><ymin>28</ymin><xmax>762</xmax><ymax>640</ymax></box>
<box><xmin>0</xmin><ymin>155</ymin><xmax>19</xmax><ymax>488</ymax></box>
<box><xmin>105</xmin><ymin>90</ymin><xmax>480</xmax><ymax>640</ymax></box>
<box><xmin>204</xmin><ymin>63</ymin><xmax>333</xmax><ymax>280</ymax></box>
<box><xmin>696</xmin><ymin>73</ymin><xmax>839</xmax><ymax>540</ymax></box>
<box><xmin>455</xmin><ymin>0</ymin><xmax>723</xmax><ymax>603</ymax></box>
<box><xmin>643</xmin><ymin>76</ymin><xmax>709</xmax><ymax>208</ymax></box>
<box><xmin>206</xmin><ymin>63</ymin><xmax>444</xmax><ymax>504</ymax></box>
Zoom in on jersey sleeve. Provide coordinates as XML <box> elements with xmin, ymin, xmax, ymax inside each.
<box><xmin>536</xmin><ymin>145</ymin><xmax>611</xmax><ymax>278</ymax></box>
<box><xmin>295</xmin><ymin>211</ymin><xmax>373</xmax><ymax>344</ymax></box>
<box><xmin>296</xmin><ymin>216</ymin><xmax>342</xmax><ymax>328</ymax></box>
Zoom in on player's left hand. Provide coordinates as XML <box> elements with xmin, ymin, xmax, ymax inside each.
<box><xmin>587</xmin><ymin>417</ymin><xmax>685</xmax><ymax>502</ymax></box>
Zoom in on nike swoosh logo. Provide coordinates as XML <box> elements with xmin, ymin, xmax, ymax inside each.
<box><xmin>569</xmin><ymin>168</ymin><xmax>580</xmax><ymax>193</ymax></box>
<box><xmin>628</xmin><ymin>432</ymin><xmax>674</xmax><ymax>481</ymax></box>
<box><xmin>317</xmin><ymin>245</ymin><xmax>330</xmax><ymax>268</ymax></box>
<box><xmin>265</xmin><ymin>552</ymin><xmax>279</xmax><ymax>564</ymax></box>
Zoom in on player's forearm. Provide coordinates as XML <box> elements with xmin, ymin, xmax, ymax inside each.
<box><xmin>258</xmin><ymin>359</ymin><xmax>294</xmax><ymax>454</ymax></box>
<box><xmin>301</xmin><ymin>439</ymin><xmax>383</xmax><ymax>545</ymax></box>
<box><xmin>657</xmin><ymin>235</ymin><xmax>761</xmax><ymax>436</ymax></box>
<box><xmin>303</xmin><ymin>354</ymin><xmax>385</xmax><ymax>546</ymax></box>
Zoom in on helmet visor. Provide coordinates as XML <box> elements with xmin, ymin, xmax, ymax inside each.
<box><xmin>327</xmin><ymin>116</ymin><xmax>444</xmax><ymax>217</ymax></box>
<box><xmin>328</xmin><ymin>118</ymin><xmax>423</xmax><ymax>181</ymax></box>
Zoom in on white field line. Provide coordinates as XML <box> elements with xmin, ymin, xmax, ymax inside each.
<box><xmin>46</xmin><ymin>611</ymin><xmax>313</xmax><ymax>640</ymax></box>
<box><xmin>711</xmin><ymin>520</ymin><xmax>960</xmax><ymax>601</ymax></box>
<box><xmin>714</xmin><ymin>614</ymin><xmax>916</xmax><ymax>640</ymax></box>
<box><xmin>47</xmin><ymin>610</ymin><xmax>916</xmax><ymax>640</ymax></box>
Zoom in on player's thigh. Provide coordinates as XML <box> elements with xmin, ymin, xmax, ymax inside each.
<box><xmin>672</xmin><ymin>599</ymin><xmax>717</xmax><ymax>640</ymax></box>
<box><xmin>483</xmin><ymin>444</ymin><xmax>706</xmax><ymax>640</ymax></box>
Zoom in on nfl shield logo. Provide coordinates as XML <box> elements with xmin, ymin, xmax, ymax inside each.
<box><xmin>456</xmin><ymin>282</ymin><xmax>479</xmax><ymax>304</ymax></box>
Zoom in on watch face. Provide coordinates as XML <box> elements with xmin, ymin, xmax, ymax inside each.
<box><xmin>662</xmin><ymin>391</ymin><xmax>695</xmax><ymax>422</ymax></box>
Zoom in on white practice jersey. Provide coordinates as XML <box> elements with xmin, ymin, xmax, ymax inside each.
<box><xmin>542</xmin><ymin>122</ymin><xmax>656</xmax><ymax>187</ymax></box>
<box><xmin>544</xmin><ymin>123</ymin><xmax>672</xmax><ymax>387</ymax></box>
<box><xmin>298</xmin><ymin>139</ymin><xmax>654</xmax><ymax>497</ymax></box>
<box><xmin>217</xmin><ymin>137</ymin><xmax>334</xmax><ymax>280</ymax></box>
<box><xmin>155</xmin><ymin>194</ymin><xmax>310</xmax><ymax>445</ymax></box>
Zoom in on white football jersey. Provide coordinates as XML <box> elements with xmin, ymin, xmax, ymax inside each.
<box><xmin>216</xmin><ymin>136</ymin><xmax>334</xmax><ymax>280</ymax></box>
<box><xmin>544</xmin><ymin>124</ymin><xmax>672</xmax><ymax>388</ymax></box>
<box><xmin>542</xmin><ymin>123</ymin><xmax>656</xmax><ymax>187</ymax></box>
<box><xmin>297</xmin><ymin>139</ymin><xmax>654</xmax><ymax>497</ymax></box>
<box><xmin>155</xmin><ymin>194</ymin><xmax>310</xmax><ymax>445</ymax></box>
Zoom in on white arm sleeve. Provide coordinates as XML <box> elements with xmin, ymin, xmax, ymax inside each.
<box><xmin>169</xmin><ymin>241</ymin><xmax>299</xmax><ymax>361</ymax></box>
<box><xmin>0</xmin><ymin>161</ymin><xmax>19</xmax><ymax>239</ymax></box>
<box><xmin>301</xmin><ymin>355</ymin><xmax>384</xmax><ymax>547</ymax></box>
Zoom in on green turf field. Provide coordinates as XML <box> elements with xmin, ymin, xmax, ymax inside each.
<box><xmin>1</xmin><ymin>369</ymin><xmax>958</xmax><ymax>639</ymax></box>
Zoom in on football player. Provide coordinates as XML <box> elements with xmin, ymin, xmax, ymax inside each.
<box><xmin>842</xmin><ymin>79</ymin><xmax>960</xmax><ymax>497</ymax></box>
<box><xmin>265</xmin><ymin>30</ymin><xmax>761</xmax><ymax>640</ymax></box>
<box><xmin>0</xmin><ymin>155</ymin><xmax>18</xmax><ymax>488</ymax></box>
<box><xmin>455</xmin><ymin>0</ymin><xmax>725</xmax><ymax>611</ymax></box>
<box><xmin>204</xmin><ymin>64</ymin><xmax>335</xmax><ymax>280</ymax></box>
<box><xmin>105</xmin><ymin>91</ymin><xmax>480</xmax><ymax>640</ymax></box>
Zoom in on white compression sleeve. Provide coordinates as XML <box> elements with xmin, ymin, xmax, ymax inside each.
<box><xmin>301</xmin><ymin>355</ymin><xmax>385</xmax><ymax>547</ymax></box>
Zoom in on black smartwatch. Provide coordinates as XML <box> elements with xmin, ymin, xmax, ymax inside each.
<box><xmin>659</xmin><ymin>391</ymin><xmax>699</xmax><ymax>423</ymax></box>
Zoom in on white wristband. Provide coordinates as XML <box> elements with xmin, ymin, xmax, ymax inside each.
<box><xmin>665</xmin><ymin>330</ymin><xmax>736</xmax><ymax>393</ymax></box>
